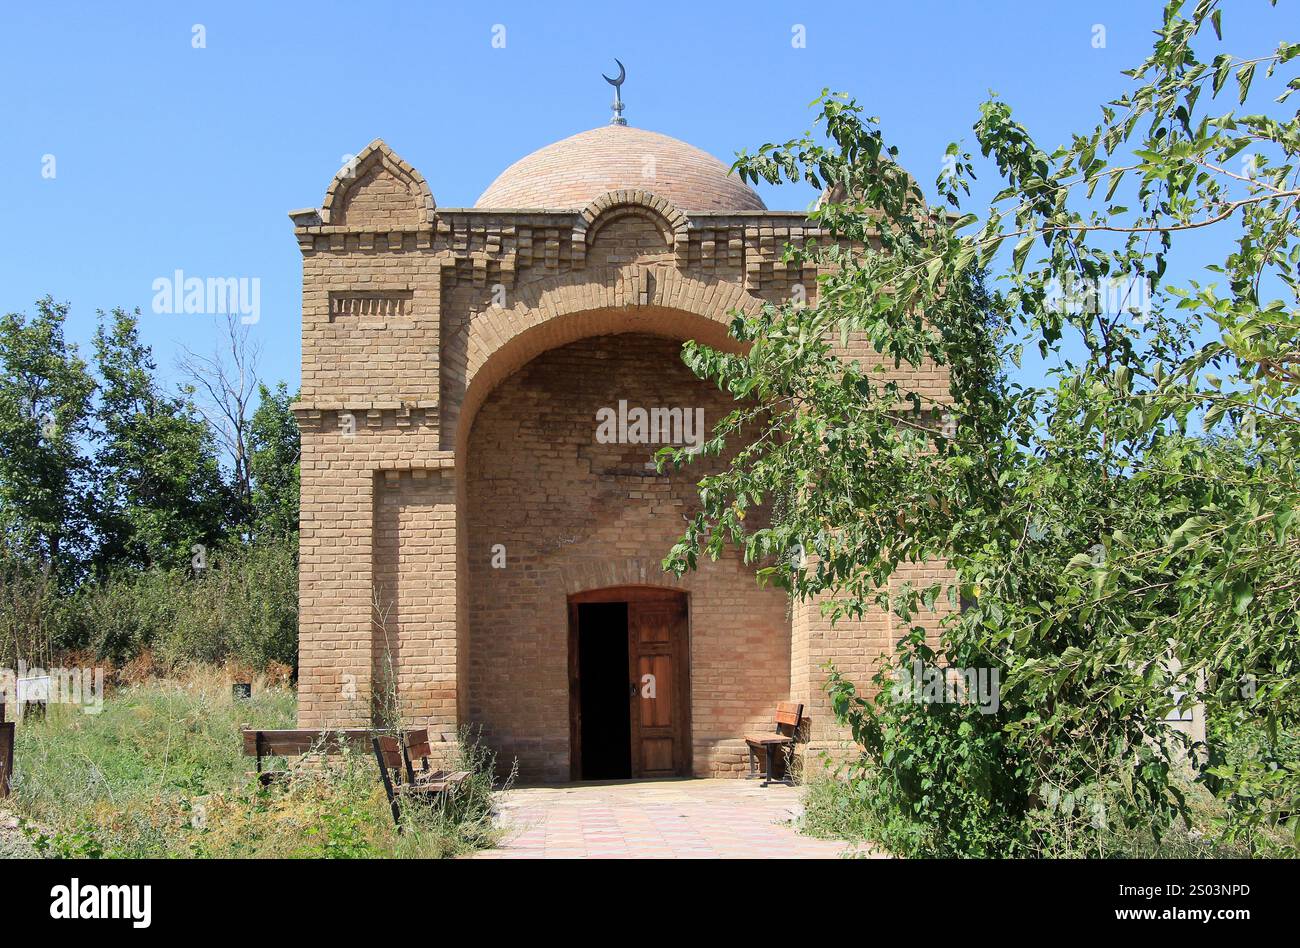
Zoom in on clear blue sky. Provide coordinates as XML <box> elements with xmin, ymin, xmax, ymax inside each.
<box><xmin>0</xmin><ymin>1</ymin><xmax>1288</xmax><ymax>396</ymax></box>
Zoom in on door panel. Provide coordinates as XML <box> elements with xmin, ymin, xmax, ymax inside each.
<box><xmin>638</xmin><ymin>654</ymin><xmax>672</xmax><ymax>727</ymax></box>
<box><xmin>641</xmin><ymin>737</ymin><xmax>674</xmax><ymax>774</ymax></box>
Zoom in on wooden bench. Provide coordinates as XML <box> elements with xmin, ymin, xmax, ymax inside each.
<box><xmin>744</xmin><ymin>701</ymin><xmax>804</xmax><ymax>787</ymax></box>
<box><xmin>240</xmin><ymin>727</ymin><xmax>382</xmax><ymax>785</ymax></box>
<box><xmin>371</xmin><ymin>728</ymin><xmax>471</xmax><ymax>829</ymax></box>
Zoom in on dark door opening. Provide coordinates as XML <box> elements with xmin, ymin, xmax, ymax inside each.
<box><xmin>576</xmin><ymin>602</ymin><xmax>632</xmax><ymax>780</ymax></box>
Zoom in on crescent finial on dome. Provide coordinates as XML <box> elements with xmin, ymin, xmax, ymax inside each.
<box><xmin>602</xmin><ymin>59</ymin><xmax>627</xmax><ymax>126</ymax></box>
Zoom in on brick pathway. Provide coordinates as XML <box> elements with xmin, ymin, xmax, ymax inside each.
<box><xmin>473</xmin><ymin>778</ymin><xmax>870</xmax><ymax>859</ymax></box>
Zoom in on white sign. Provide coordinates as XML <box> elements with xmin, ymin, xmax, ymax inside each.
<box><xmin>17</xmin><ymin>675</ymin><xmax>51</xmax><ymax>704</ymax></box>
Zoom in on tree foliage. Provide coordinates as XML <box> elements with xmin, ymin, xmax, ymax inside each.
<box><xmin>247</xmin><ymin>381</ymin><xmax>300</xmax><ymax>543</ymax></box>
<box><xmin>0</xmin><ymin>297</ymin><xmax>95</xmax><ymax>576</ymax></box>
<box><xmin>92</xmin><ymin>307</ymin><xmax>229</xmax><ymax>572</ymax></box>
<box><xmin>0</xmin><ymin>298</ymin><xmax>301</xmax><ymax>671</ymax></box>
<box><xmin>664</xmin><ymin>0</ymin><xmax>1299</xmax><ymax>854</ymax></box>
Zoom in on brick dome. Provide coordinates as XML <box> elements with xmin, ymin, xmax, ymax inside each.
<box><xmin>475</xmin><ymin>125</ymin><xmax>766</xmax><ymax>213</ymax></box>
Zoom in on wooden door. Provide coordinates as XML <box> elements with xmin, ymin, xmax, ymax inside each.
<box><xmin>627</xmin><ymin>594</ymin><xmax>690</xmax><ymax>777</ymax></box>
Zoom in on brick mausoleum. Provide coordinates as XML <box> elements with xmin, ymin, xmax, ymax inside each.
<box><xmin>289</xmin><ymin>103</ymin><xmax>954</xmax><ymax>782</ymax></box>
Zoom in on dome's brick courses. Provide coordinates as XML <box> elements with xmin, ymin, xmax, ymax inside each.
<box><xmin>475</xmin><ymin>125</ymin><xmax>765</xmax><ymax>213</ymax></box>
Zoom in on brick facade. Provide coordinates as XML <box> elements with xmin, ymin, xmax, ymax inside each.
<box><xmin>291</xmin><ymin>130</ymin><xmax>955</xmax><ymax>779</ymax></box>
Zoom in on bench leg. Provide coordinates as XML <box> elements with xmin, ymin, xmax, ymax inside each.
<box><xmin>747</xmin><ymin>743</ymin><xmax>796</xmax><ymax>785</ymax></box>
<box><xmin>779</xmin><ymin>745</ymin><xmax>795</xmax><ymax>786</ymax></box>
<box><xmin>372</xmin><ymin>739</ymin><xmax>404</xmax><ymax>831</ymax></box>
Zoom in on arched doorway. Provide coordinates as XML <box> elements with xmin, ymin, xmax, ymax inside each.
<box><xmin>568</xmin><ymin>586</ymin><xmax>691</xmax><ymax>780</ymax></box>
<box><xmin>458</xmin><ymin>323</ymin><xmax>790</xmax><ymax>782</ymax></box>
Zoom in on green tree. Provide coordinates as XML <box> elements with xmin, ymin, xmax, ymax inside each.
<box><xmin>0</xmin><ymin>297</ymin><xmax>96</xmax><ymax>576</ymax></box>
<box><xmin>247</xmin><ymin>382</ymin><xmax>300</xmax><ymax>542</ymax></box>
<box><xmin>664</xmin><ymin>0</ymin><xmax>1299</xmax><ymax>854</ymax></box>
<box><xmin>91</xmin><ymin>307</ymin><xmax>229</xmax><ymax>571</ymax></box>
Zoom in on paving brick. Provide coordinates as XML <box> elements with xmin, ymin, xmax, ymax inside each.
<box><xmin>473</xmin><ymin>779</ymin><xmax>871</xmax><ymax>859</ymax></box>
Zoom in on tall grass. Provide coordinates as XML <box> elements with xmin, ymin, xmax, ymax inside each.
<box><xmin>5</xmin><ymin>667</ymin><xmax>508</xmax><ymax>859</ymax></box>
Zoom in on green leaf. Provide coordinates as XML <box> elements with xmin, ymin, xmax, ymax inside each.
<box><xmin>1012</xmin><ymin>235</ymin><xmax>1034</xmax><ymax>273</ymax></box>
<box><xmin>1236</xmin><ymin>62</ymin><xmax>1256</xmax><ymax>104</ymax></box>
<box><xmin>1231</xmin><ymin>580</ymin><xmax>1254</xmax><ymax>616</ymax></box>
<box><xmin>1212</xmin><ymin>55</ymin><xmax>1232</xmax><ymax>96</ymax></box>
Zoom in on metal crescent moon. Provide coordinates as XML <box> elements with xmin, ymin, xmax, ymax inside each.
<box><xmin>602</xmin><ymin>59</ymin><xmax>625</xmax><ymax>87</ymax></box>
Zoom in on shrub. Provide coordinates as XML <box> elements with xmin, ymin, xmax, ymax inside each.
<box><xmin>0</xmin><ymin>553</ymin><xmax>67</xmax><ymax>668</ymax></box>
<box><xmin>824</xmin><ymin>652</ymin><xmax>1031</xmax><ymax>858</ymax></box>
<box><xmin>53</xmin><ymin>537</ymin><xmax>298</xmax><ymax>672</ymax></box>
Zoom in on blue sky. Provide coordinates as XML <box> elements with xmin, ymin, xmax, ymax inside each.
<box><xmin>0</xmin><ymin>1</ymin><xmax>1289</xmax><ymax>396</ymax></box>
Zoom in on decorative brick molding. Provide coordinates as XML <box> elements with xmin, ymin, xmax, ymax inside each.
<box><xmin>319</xmin><ymin>138</ymin><xmax>436</xmax><ymax>227</ymax></box>
<box><xmin>328</xmin><ymin>290</ymin><xmax>414</xmax><ymax>321</ymax></box>
<box><xmin>291</xmin><ymin>403</ymin><xmax>440</xmax><ymax>431</ymax></box>
<box><xmin>573</xmin><ymin>190</ymin><xmax>690</xmax><ymax>269</ymax></box>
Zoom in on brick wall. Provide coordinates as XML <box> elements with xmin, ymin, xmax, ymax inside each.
<box><xmin>372</xmin><ymin>470</ymin><xmax>458</xmax><ymax>739</ymax></box>
<box><xmin>296</xmin><ymin>416</ymin><xmax>451</xmax><ymax>729</ymax></box>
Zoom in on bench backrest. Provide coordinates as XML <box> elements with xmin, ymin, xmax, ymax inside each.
<box><xmin>372</xmin><ymin>735</ymin><xmax>405</xmax><ymax>770</ymax></box>
<box><xmin>373</xmin><ymin>728</ymin><xmax>432</xmax><ymax>783</ymax></box>
<box><xmin>774</xmin><ymin>701</ymin><xmax>804</xmax><ymax>738</ymax></box>
<box><xmin>405</xmin><ymin>728</ymin><xmax>432</xmax><ymax>761</ymax></box>
<box><xmin>241</xmin><ymin>728</ymin><xmax>378</xmax><ymax>758</ymax></box>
